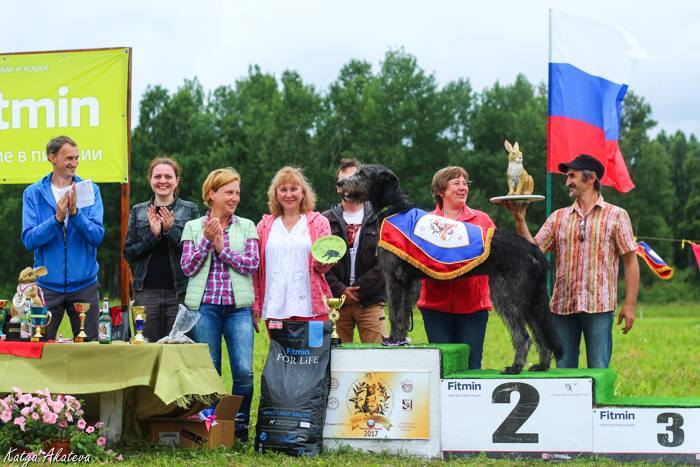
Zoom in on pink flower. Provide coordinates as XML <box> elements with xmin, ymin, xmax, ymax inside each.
<box><xmin>0</xmin><ymin>409</ymin><xmax>12</xmax><ymax>423</ymax></box>
<box><xmin>58</xmin><ymin>420</ymin><xmax>68</xmax><ymax>428</ymax></box>
<box><xmin>13</xmin><ymin>416</ymin><xmax>26</xmax><ymax>431</ymax></box>
<box><xmin>77</xmin><ymin>419</ymin><xmax>86</xmax><ymax>430</ymax></box>
<box><xmin>95</xmin><ymin>421</ymin><xmax>104</xmax><ymax>429</ymax></box>
<box><xmin>117</xmin><ymin>454</ymin><xmax>123</xmax><ymax>461</ymax></box>
<box><xmin>12</xmin><ymin>386</ymin><xmax>22</xmax><ymax>396</ymax></box>
<box><xmin>20</xmin><ymin>406</ymin><xmax>32</xmax><ymax>417</ymax></box>
<box><xmin>96</xmin><ymin>436</ymin><xmax>106</xmax><ymax>447</ymax></box>
<box><xmin>52</xmin><ymin>400</ymin><xmax>65</xmax><ymax>414</ymax></box>
<box><xmin>66</xmin><ymin>412</ymin><xmax>73</xmax><ymax>423</ymax></box>
<box><xmin>19</xmin><ymin>394</ymin><xmax>34</xmax><ymax>405</ymax></box>
<box><xmin>42</xmin><ymin>411</ymin><xmax>58</xmax><ymax>424</ymax></box>
<box><xmin>40</xmin><ymin>403</ymin><xmax>51</xmax><ymax>415</ymax></box>
<box><xmin>86</xmin><ymin>425</ymin><xmax>95</xmax><ymax>434</ymax></box>
<box><xmin>31</xmin><ymin>413</ymin><xmax>40</xmax><ymax>420</ymax></box>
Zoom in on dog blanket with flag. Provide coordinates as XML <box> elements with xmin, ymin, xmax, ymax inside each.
<box><xmin>378</xmin><ymin>208</ymin><xmax>494</xmax><ymax>280</ymax></box>
<box><xmin>636</xmin><ymin>241</ymin><xmax>673</xmax><ymax>280</ymax></box>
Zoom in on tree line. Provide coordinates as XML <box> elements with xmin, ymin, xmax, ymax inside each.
<box><xmin>1</xmin><ymin>49</ymin><xmax>698</xmax><ymax>301</ymax></box>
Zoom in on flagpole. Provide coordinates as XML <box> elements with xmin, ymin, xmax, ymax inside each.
<box><xmin>546</xmin><ymin>9</ymin><xmax>553</xmax><ymax>295</ymax></box>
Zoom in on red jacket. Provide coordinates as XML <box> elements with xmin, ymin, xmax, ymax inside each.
<box><xmin>416</xmin><ymin>205</ymin><xmax>496</xmax><ymax>314</ymax></box>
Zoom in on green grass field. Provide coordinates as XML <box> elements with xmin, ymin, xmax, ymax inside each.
<box><xmin>56</xmin><ymin>303</ymin><xmax>700</xmax><ymax>465</ymax></box>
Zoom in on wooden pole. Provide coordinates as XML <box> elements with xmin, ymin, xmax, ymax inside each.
<box><xmin>120</xmin><ymin>48</ymin><xmax>133</xmax><ymax>306</ymax></box>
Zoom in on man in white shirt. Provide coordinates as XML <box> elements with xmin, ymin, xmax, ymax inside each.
<box><xmin>323</xmin><ymin>159</ymin><xmax>387</xmax><ymax>343</ymax></box>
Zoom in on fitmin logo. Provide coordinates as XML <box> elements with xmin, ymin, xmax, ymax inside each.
<box><xmin>0</xmin><ymin>87</ymin><xmax>100</xmax><ymax>130</ymax></box>
<box><xmin>447</xmin><ymin>381</ymin><xmax>482</xmax><ymax>391</ymax></box>
<box><xmin>599</xmin><ymin>410</ymin><xmax>636</xmax><ymax>420</ymax></box>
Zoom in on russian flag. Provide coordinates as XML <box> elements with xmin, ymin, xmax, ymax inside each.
<box><xmin>636</xmin><ymin>241</ymin><xmax>673</xmax><ymax>280</ymax></box>
<box><xmin>548</xmin><ymin>10</ymin><xmax>648</xmax><ymax>193</ymax></box>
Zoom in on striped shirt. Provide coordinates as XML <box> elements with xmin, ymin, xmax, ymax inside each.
<box><xmin>181</xmin><ymin>215</ymin><xmax>260</xmax><ymax>305</ymax></box>
<box><xmin>534</xmin><ymin>196</ymin><xmax>636</xmax><ymax>315</ymax></box>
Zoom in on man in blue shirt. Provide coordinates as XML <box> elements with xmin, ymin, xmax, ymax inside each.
<box><xmin>21</xmin><ymin>136</ymin><xmax>104</xmax><ymax>341</ymax></box>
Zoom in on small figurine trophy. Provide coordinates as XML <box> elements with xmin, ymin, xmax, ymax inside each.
<box><xmin>73</xmin><ymin>302</ymin><xmax>90</xmax><ymax>343</ymax></box>
<box><xmin>130</xmin><ymin>305</ymin><xmax>147</xmax><ymax>344</ymax></box>
<box><xmin>489</xmin><ymin>140</ymin><xmax>545</xmax><ymax>205</ymax></box>
<box><xmin>322</xmin><ymin>295</ymin><xmax>346</xmax><ymax>347</ymax></box>
<box><xmin>30</xmin><ymin>306</ymin><xmax>52</xmax><ymax>342</ymax></box>
<box><xmin>0</xmin><ymin>299</ymin><xmax>7</xmax><ymax>340</ymax></box>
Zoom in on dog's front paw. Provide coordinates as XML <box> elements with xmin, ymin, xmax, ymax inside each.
<box><xmin>528</xmin><ymin>363</ymin><xmax>550</xmax><ymax>372</ymax></box>
<box><xmin>500</xmin><ymin>365</ymin><xmax>523</xmax><ymax>375</ymax></box>
<box><xmin>381</xmin><ymin>337</ymin><xmax>408</xmax><ymax>347</ymax></box>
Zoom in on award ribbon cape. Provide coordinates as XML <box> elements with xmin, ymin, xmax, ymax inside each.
<box><xmin>378</xmin><ymin>209</ymin><xmax>494</xmax><ymax>280</ymax></box>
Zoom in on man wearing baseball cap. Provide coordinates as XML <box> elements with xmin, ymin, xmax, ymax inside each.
<box><xmin>507</xmin><ymin>154</ymin><xmax>639</xmax><ymax>369</ymax></box>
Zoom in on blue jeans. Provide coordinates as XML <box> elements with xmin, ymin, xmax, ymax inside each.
<box><xmin>420</xmin><ymin>308</ymin><xmax>489</xmax><ymax>369</ymax></box>
<box><xmin>193</xmin><ymin>304</ymin><xmax>254</xmax><ymax>426</ymax></box>
<box><xmin>553</xmin><ymin>311</ymin><xmax>614</xmax><ymax>369</ymax></box>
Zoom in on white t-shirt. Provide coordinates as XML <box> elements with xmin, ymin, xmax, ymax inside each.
<box><xmin>51</xmin><ymin>184</ymin><xmax>71</xmax><ymax>225</ymax></box>
<box><xmin>51</xmin><ymin>184</ymin><xmax>70</xmax><ymax>204</ymax></box>
<box><xmin>262</xmin><ymin>215</ymin><xmax>313</xmax><ymax>319</ymax></box>
<box><xmin>343</xmin><ymin>206</ymin><xmax>364</xmax><ymax>284</ymax></box>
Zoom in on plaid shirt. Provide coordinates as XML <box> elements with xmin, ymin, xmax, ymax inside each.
<box><xmin>534</xmin><ymin>196</ymin><xmax>636</xmax><ymax>315</ymax></box>
<box><xmin>181</xmin><ymin>214</ymin><xmax>259</xmax><ymax>305</ymax></box>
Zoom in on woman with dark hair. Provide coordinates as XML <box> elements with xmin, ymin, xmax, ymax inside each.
<box><xmin>124</xmin><ymin>157</ymin><xmax>199</xmax><ymax>342</ymax></box>
<box><xmin>417</xmin><ymin>166</ymin><xmax>496</xmax><ymax>369</ymax></box>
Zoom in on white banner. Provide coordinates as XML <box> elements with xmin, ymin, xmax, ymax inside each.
<box><xmin>593</xmin><ymin>407</ymin><xmax>700</xmax><ymax>455</ymax></box>
<box><xmin>441</xmin><ymin>378</ymin><xmax>593</xmax><ymax>453</ymax></box>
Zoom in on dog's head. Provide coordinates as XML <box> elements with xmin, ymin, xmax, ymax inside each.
<box><xmin>336</xmin><ymin>164</ymin><xmax>400</xmax><ymax>210</ymax></box>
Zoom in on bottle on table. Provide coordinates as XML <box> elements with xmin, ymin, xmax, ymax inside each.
<box><xmin>98</xmin><ymin>297</ymin><xmax>112</xmax><ymax>344</ymax></box>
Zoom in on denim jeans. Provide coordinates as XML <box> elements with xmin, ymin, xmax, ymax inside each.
<box><xmin>419</xmin><ymin>308</ymin><xmax>489</xmax><ymax>369</ymax></box>
<box><xmin>193</xmin><ymin>304</ymin><xmax>254</xmax><ymax>426</ymax></box>
<box><xmin>553</xmin><ymin>311</ymin><xmax>614</xmax><ymax>369</ymax></box>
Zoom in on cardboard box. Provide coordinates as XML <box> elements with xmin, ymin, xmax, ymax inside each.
<box><xmin>148</xmin><ymin>395</ymin><xmax>243</xmax><ymax>448</ymax></box>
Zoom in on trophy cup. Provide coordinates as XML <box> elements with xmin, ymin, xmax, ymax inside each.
<box><xmin>73</xmin><ymin>302</ymin><xmax>90</xmax><ymax>343</ymax></box>
<box><xmin>0</xmin><ymin>300</ymin><xmax>7</xmax><ymax>340</ymax></box>
<box><xmin>130</xmin><ymin>305</ymin><xmax>147</xmax><ymax>344</ymax></box>
<box><xmin>322</xmin><ymin>295</ymin><xmax>346</xmax><ymax>347</ymax></box>
<box><xmin>30</xmin><ymin>306</ymin><xmax>52</xmax><ymax>342</ymax></box>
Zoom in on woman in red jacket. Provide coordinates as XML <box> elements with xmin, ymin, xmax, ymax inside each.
<box><xmin>417</xmin><ymin>166</ymin><xmax>496</xmax><ymax>369</ymax></box>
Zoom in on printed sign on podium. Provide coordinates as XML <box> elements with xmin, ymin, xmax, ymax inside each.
<box><xmin>441</xmin><ymin>378</ymin><xmax>593</xmax><ymax>455</ymax></box>
<box><xmin>593</xmin><ymin>407</ymin><xmax>700</xmax><ymax>461</ymax></box>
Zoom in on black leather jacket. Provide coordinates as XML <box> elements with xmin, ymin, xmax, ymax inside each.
<box><xmin>124</xmin><ymin>197</ymin><xmax>200</xmax><ymax>296</ymax></box>
<box><xmin>323</xmin><ymin>202</ymin><xmax>386</xmax><ymax>307</ymax></box>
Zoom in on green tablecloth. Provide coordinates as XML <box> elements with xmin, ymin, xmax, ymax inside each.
<box><xmin>0</xmin><ymin>341</ymin><xmax>225</xmax><ymax>404</ymax></box>
<box><xmin>0</xmin><ymin>341</ymin><xmax>226</xmax><ymax>440</ymax></box>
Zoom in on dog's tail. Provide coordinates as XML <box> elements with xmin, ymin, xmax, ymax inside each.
<box><xmin>533</xmin><ymin>278</ymin><xmax>564</xmax><ymax>360</ymax></box>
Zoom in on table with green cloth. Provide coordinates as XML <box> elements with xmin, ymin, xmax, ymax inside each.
<box><xmin>0</xmin><ymin>341</ymin><xmax>226</xmax><ymax>442</ymax></box>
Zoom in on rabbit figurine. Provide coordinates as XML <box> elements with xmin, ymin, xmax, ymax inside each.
<box><xmin>504</xmin><ymin>140</ymin><xmax>534</xmax><ymax>196</ymax></box>
<box><xmin>9</xmin><ymin>266</ymin><xmax>48</xmax><ymax>321</ymax></box>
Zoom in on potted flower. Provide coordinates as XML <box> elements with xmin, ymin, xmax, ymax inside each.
<box><xmin>0</xmin><ymin>387</ymin><xmax>122</xmax><ymax>462</ymax></box>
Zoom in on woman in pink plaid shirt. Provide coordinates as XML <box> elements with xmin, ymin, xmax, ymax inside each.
<box><xmin>180</xmin><ymin>168</ymin><xmax>260</xmax><ymax>443</ymax></box>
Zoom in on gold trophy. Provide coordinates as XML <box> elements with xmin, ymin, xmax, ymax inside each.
<box><xmin>73</xmin><ymin>302</ymin><xmax>90</xmax><ymax>343</ymax></box>
<box><xmin>30</xmin><ymin>306</ymin><xmax>52</xmax><ymax>342</ymax></box>
<box><xmin>322</xmin><ymin>295</ymin><xmax>346</xmax><ymax>347</ymax></box>
<box><xmin>130</xmin><ymin>305</ymin><xmax>147</xmax><ymax>344</ymax></box>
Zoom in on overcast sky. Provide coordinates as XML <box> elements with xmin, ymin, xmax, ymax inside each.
<box><xmin>3</xmin><ymin>0</ymin><xmax>698</xmax><ymax>137</ymax></box>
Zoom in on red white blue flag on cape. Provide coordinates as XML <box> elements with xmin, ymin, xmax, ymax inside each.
<box><xmin>378</xmin><ymin>208</ymin><xmax>494</xmax><ymax>280</ymax></box>
<box><xmin>548</xmin><ymin>10</ymin><xmax>648</xmax><ymax>193</ymax></box>
<box><xmin>636</xmin><ymin>241</ymin><xmax>673</xmax><ymax>280</ymax></box>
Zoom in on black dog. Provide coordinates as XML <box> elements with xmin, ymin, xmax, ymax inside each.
<box><xmin>337</xmin><ymin>164</ymin><xmax>563</xmax><ymax>374</ymax></box>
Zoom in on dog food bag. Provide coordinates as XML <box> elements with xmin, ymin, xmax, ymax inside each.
<box><xmin>255</xmin><ymin>320</ymin><xmax>331</xmax><ymax>456</ymax></box>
